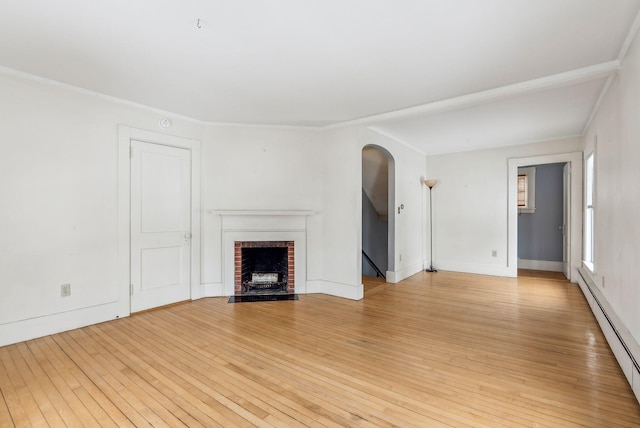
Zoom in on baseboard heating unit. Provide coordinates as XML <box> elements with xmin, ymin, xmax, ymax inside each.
<box><xmin>577</xmin><ymin>267</ymin><xmax>640</xmax><ymax>404</ymax></box>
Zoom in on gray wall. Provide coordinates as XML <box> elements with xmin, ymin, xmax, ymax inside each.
<box><xmin>362</xmin><ymin>189</ymin><xmax>388</xmax><ymax>276</ymax></box>
<box><xmin>518</xmin><ymin>163</ymin><xmax>564</xmax><ymax>262</ymax></box>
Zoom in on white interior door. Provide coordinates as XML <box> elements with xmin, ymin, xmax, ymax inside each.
<box><xmin>130</xmin><ymin>140</ymin><xmax>191</xmax><ymax>312</ymax></box>
<box><xmin>562</xmin><ymin>163</ymin><xmax>570</xmax><ymax>279</ymax></box>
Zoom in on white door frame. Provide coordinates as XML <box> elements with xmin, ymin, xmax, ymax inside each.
<box><xmin>117</xmin><ymin>125</ymin><xmax>201</xmax><ymax>316</ymax></box>
<box><xmin>507</xmin><ymin>152</ymin><xmax>582</xmax><ymax>281</ymax></box>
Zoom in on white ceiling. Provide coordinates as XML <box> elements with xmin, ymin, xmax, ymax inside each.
<box><xmin>1</xmin><ymin>0</ymin><xmax>639</xmax><ymax>154</ymax></box>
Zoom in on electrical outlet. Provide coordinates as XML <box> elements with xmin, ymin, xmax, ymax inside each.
<box><xmin>491</xmin><ymin>250</ymin><xmax>497</xmax><ymax>257</ymax></box>
<box><xmin>61</xmin><ymin>283</ymin><xmax>71</xmax><ymax>297</ymax></box>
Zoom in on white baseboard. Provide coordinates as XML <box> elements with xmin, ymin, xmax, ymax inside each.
<box><xmin>0</xmin><ymin>302</ymin><xmax>124</xmax><ymax>347</ymax></box>
<box><xmin>197</xmin><ymin>282</ymin><xmax>225</xmax><ymax>298</ymax></box>
<box><xmin>434</xmin><ymin>261</ymin><xmax>513</xmax><ymax>277</ymax></box>
<box><xmin>306</xmin><ymin>280</ymin><xmax>363</xmax><ymax>300</ymax></box>
<box><xmin>386</xmin><ymin>261</ymin><xmax>423</xmax><ymax>284</ymax></box>
<box><xmin>518</xmin><ymin>259</ymin><xmax>564</xmax><ymax>272</ymax></box>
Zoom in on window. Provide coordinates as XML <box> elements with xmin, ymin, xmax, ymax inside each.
<box><xmin>584</xmin><ymin>152</ymin><xmax>595</xmax><ymax>271</ymax></box>
<box><xmin>517</xmin><ymin>174</ymin><xmax>528</xmax><ymax>207</ymax></box>
<box><xmin>517</xmin><ymin>167</ymin><xmax>536</xmax><ymax>213</ymax></box>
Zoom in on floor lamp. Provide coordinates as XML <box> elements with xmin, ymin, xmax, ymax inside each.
<box><xmin>423</xmin><ymin>179</ymin><xmax>438</xmax><ymax>272</ymax></box>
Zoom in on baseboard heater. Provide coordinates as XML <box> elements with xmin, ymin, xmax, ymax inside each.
<box><xmin>577</xmin><ymin>267</ymin><xmax>640</xmax><ymax>402</ymax></box>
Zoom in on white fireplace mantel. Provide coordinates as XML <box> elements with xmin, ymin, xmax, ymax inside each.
<box><xmin>214</xmin><ymin>210</ymin><xmax>312</xmax><ymax>295</ymax></box>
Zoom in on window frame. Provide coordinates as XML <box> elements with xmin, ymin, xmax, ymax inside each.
<box><xmin>584</xmin><ymin>152</ymin><xmax>595</xmax><ymax>272</ymax></box>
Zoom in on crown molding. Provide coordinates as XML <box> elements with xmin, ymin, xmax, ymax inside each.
<box><xmin>0</xmin><ymin>65</ymin><xmax>324</xmax><ymax>132</ymax></box>
<box><xmin>618</xmin><ymin>9</ymin><xmax>640</xmax><ymax>63</ymax></box>
<box><xmin>204</xmin><ymin>121</ymin><xmax>323</xmax><ymax>132</ymax></box>
<box><xmin>0</xmin><ymin>65</ymin><xmax>205</xmax><ymax>125</ymax></box>
<box><xmin>1</xmin><ymin>60</ymin><xmax>622</xmax><ymax>137</ymax></box>
<box><xmin>326</xmin><ymin>61</ymin><xmax>620</xmax><ymax>130</ymax></box>
<box><xmin>366</xmin><ymin>127</ymin><xmax>427</xmax><ymax>156</ymax></box>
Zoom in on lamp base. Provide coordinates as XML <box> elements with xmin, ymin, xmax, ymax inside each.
<box><xmin>426</xmin><ymin>266</ymin><xmax>438</xmax><ymax>273</ymax></box>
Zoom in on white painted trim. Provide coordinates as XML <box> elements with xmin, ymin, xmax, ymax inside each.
<box><xmin>327</xmin><ymin>62</ymin><xmax>620</xmax><ymax>129</ymax></box>
<box><xmin>0</xmin><ymin>61</ymin><xmax>619</xmax><ymax>140</ymax></box>
<box><xmin>118</xmin><ymin>125</ymin><xmax>202</xmax><ymax>305</ymax></box>
<box><xmin>205</xmin><ymin>121</ymin><xmax>322</xmax><ymax>132</ymax></box>
<box><xmin>117</xmin><ymin>127</ymin><xmax>132</xmax><ymax>317</ymax></box>
<box><xmin>0</xmin><ymin>303</ymin><xmax>122</xmax><ymax>348</ymax></box>
<box><xmin>0</xmin><ymin>65</ymin><xmax>321</xmax><ymax>132</ymax></box>
<box><xmin>0</xmin><ymin>65</ymin><xmax>203</xmax><ymax>125</ymax></box>
<box><xmin>0</xmin><ymin>60</ymin><xmax>620</xmax><ymax>137</ymax></box>
<box><xmin>507</xmin><ymin>152</ymin><xmax>583</xmax><ymax>281</ymax></box>
<box><xmin>618</xmin><ymin>9</ymin><xmax>640</xmax><ymax>63</ymax></box>
<box><xmin>386</xmin><ymin>261</ymin><xmax>424</xmax><ymax>284</ymax></box>
<box><xmin>306</xmin><ymin>280</ymin><xmax>363</xmax><ymax>300</ymax></box>
<box><xmin>434</xmin><ymin>262</ymin><xmax>512</xmax><ymax>277</ymax></box>
<box><xmin>517</xmin><ymin>259</ymin><xmax>564</xmax><ymax>272</ymax></box>
<box><xmin>366</xmin><ymin>127</ymin><xmax>427</xmax><ymax>156</ymax></box>
<box><xmin>420</xmin><ymin>133</ymin><xmax>584</xmax><ymax>157</ymax></box>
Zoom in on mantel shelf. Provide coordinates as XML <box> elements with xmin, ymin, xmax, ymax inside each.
<box><xmin>208</xmin><ymin>210</ymin><xmax>314</xmax><ymax>217</ymax></box>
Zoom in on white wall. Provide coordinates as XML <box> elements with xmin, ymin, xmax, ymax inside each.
<box><xmin>358</xmin><ymin>128</ymin><xmax>426</xmax><ymax>283</ymax></box>
<box><xmin>0</xmin><ymin>70</ymin><xmax>429</xmax><ymax>346</ymax></box>
<box><xmin>314</xmin><ymin>127</ymin><xmax>362</xmax><ymax>297</ymax></box>
<box><xmin>426</xmin><ymin>138</ymin><xmax>582</xmax><ymax>276</ymax></box>
<box><xmin>582</xmin><ymin>23</ymin><xmax>640</xmax><ymax>346</ymax></box>
<box><xmin>200</xmin><ymin>125</ymin><xmax>325</xmax><ymax>295</ymax></box>
<box><xmin>316</xmin><ymin>127</ymin><xmax>426</xmax><ymax>298</ymax></box>
<box><xmin>0</xmin><ymin>71</ymin><xmax>203</xmax><ymax>346</ymax></box>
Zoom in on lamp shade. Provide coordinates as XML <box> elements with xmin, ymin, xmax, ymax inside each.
<box><xmin>423</xmin><ymin>179</ymin><xmax>438</xmax><ymax>188</ymax></box>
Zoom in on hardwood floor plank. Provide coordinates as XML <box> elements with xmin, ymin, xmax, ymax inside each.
<box><xmin>1</xmin><ymin>344</ymin><xmax>52</xmax><ymax>427</ymax></box>
<box><xmin>131</xmin><ymin>309</ymin><xmax>361</xmax><ymax>427</ymax></box>
<box><xmin>39</xmin><ymin>335</ymin><xmax>133</xmax><ymax>427</ymax></box>
<box><xmin>52</xmin><ymin>332</ymin><xmax>153</xmax><ymax>427</ymax></box>
<box><xmin>1</xmin><ymin>271</ymin><xmax>639</xmax><ymax>427</ymax></box>
<box><xmin>0</xmin><ymin>386</ymin><xmax>15</xmax><ymax>428</ymax></box>
<box><xmin>14</xmin><ymin>341</ymin><xmax>83</xmax><ymax>427</ymax></box>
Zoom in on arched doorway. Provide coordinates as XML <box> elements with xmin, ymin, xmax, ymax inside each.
<box><xmin>362</xmin><ymin>145</ymin><xmax>395</xmax><ymax>284</ymax></box>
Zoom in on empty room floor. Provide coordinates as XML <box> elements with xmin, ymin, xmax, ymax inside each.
<box><xmin>1</xmin><ymin>271</ymin><xmax>639</xmax><ymax>427</ymax></box>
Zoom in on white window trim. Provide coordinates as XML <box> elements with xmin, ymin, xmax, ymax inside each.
<box><xmin>518</xmin><ymin>167</ymin><xmax>536</xmax><ymax>214</ymax></box>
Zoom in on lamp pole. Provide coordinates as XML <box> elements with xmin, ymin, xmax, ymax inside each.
<box><xmin>424</xmin><ymin>179</ymin><xmax>438</xmax><ymax>272</ymax></box>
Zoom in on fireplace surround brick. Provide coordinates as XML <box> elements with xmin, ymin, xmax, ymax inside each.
<box><xmin>234</xmin><ymin>241</ymin><xmax>295</xmax><ymax>295</ymax></box>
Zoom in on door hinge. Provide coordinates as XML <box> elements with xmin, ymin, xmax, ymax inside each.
<box><xmin>130</xmin><ymin>284</ymin><xmax>133</xmax><ymax>295</ymax></box>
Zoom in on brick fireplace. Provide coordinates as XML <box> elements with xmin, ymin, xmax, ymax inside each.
<box><xmin>234</xmin><ymin>241</ymin><xmax>295</xmax><ymax>295</ymax></box>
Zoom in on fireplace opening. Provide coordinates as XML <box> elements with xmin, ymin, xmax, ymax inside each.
<box><xmin>234</xmin><ymin>241</ymin><xmax>294</xmax><ymax>295</ymax></box>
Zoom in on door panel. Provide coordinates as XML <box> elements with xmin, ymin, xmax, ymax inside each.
<box><xmin>141</xmin><ymin>246</ymin><xmax>183</xmax><ymax>290</ymax></box>
<box><xmin>131</xmin><ymin>140</ymin><xmax>191</xmax><ymax>312</ymax></box>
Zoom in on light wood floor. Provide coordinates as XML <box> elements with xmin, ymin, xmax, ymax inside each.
<box><xmin>2</xmin><ymin>271</ymin><xmax>640</xmax><ymax>427</ymax></box>
<box><xmin>517</xmin><ymin>269</ymin><xmax>568</xmax><ymax>281</ymax></box>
